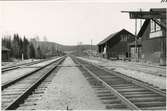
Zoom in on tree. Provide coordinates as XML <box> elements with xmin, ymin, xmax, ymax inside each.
<box><xmin>37</xmin><ymin>46</ymin><xmax>43</xmax><ymax>59</ymax></box>
<box><xmin>29</xmin><ymin>43</ymin><xmax>35</xmax><ymax>59</ymax></box>
<box><xmin>12</xmin><ymin>34</ymin><xmax>20</xmax><ymax>58</ymax></box>
<box><xmin>23</xmin><ymin>37</ymin><xmax>29</xmax><ymax>59</ymax></box>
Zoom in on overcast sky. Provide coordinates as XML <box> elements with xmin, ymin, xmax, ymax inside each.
<box><xmin>0</xmin><ymin>1</ymin><xmax>165</xmax><ymax>45</ymax></box>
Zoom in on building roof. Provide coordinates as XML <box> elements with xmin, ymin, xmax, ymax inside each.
<box><xmin>97</xmin><ymin>29</ymin><xmax>135</xmax><ymax>46</ymax></box>
<box><xmin>125</xmin><ymin>8</ymin><xmax>166</xmax><ymax>19</ymax></box>
<box><xmin>2</xmin><ymin>46</ymin><xmax>10</xmax><ymax>51</ymax></box>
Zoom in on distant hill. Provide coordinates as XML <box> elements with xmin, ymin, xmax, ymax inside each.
<box><xmin>62</xmin><ymin>44</ymin><xmax>97</xmax><ymax>51</ymax></box>
<box><xmin>39</xmin><ymin>41</ymin><xmax>98</xmax><ymax>52</ymax></box>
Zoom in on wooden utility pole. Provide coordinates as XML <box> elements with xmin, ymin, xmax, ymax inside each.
<box><xmin>91</xmin><ymin>39</ymin><xmax>93</xmax><ymax>57</ymax></box>
<box><xmin>135</xmin><ymin>18</ymin><xmax>138</xmax><ymax>62</ymax></box>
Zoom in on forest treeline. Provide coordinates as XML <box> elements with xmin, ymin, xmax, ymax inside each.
<box><xmin>2</xmin><ymin>34</ymin><xmax>65</xmax><ymax>60</ymax></box>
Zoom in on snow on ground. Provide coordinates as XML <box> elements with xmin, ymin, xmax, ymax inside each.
<box><xmin>36</xmin><ymin>57</ymin><xmax>105</xmax><ymax>110</ymax></box>
<box><xmin>115</xmin><ymin>68</ymin><xmax>166</xmax><ymax>89</ymax></box>
<box><xmin>2</xmin><ymin>57</ymin><xmax>62</xmax><ymax>84</ymax></box>
<box><xmin>2</xmin><ymin>68</ymin><xmax>37</xmax><ymax>84</ymax></box>
<box><xmin>30</xmin><ymin>57</ymin><xmax>61</xmax><ymax>67</ymax></box>
<box><xmin>78</xmin><ymin>57</ymin><xmax>166</xmax><ymax>89</ymax></box>
<box><xmin>79</xmin><ymin>57</ymin><xmax>166</xmax><ymax>77</ymax></box>
<box><xmin>1</xmin><ymin>59</ymin><xmax>39</xmax><ymax>68</ymax></box>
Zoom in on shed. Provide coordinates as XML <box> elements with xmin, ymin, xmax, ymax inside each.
<box><xmin>2</xmin><ymin>46</ymin><xmax>10</xmax><ymax>62</ymax></box>
<box><xmin>97</xmin><ymin>29</ymin><xmax>135</xmax><ymax>60</ymax></box>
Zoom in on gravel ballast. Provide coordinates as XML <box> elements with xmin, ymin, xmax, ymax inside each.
<box><xmin>36</xmin><ymin>57</ymin><xmax>105</xmax><ymax>110</ymax></box>
<box><xmin>78</xmin><ymin>57</ymin><xmax>166</xmax><ymax>89</ymax></box>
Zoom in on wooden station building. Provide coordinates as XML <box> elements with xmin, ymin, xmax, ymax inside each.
<box><xmin>97</xmin><ymin>29</ymin><xmax>135</xmax><ymax>60</ymax></box>
<box><xmin>127</xmin><ymin>8</ymin><xmax>166</xmax><ymax>65</ymax></box>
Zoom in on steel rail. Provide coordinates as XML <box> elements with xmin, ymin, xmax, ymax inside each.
<box><xmin>2</xmin><ymin>56</ymin><xmax>59</xmax><ymax>72</ymax></box>
<box><xmin>4</xmin><ymin>56</ymin><xmax>65</xmax><ymax>110</ymax></box>
<box><xmin>91</xmin><ymin>62</ymin><xmax>166</xmax><ymax>97</ymax></box>
<box><xmin>2</xmin><ymin>60</ymin><xmax>41</xmax><ymax>72</ymax></box>
<box><xmin>2</xmin><ymin>56</ymin><xmax>64</xmax><ymax>90</ymax></box>
<box><xmin>74</xmin><ymin>57</ymin><xmax>166</xmax><ymax>110</ymax></box>
<box><xmin>76</xmin><ymin>57</ymin><xmax>166</xmax><ymax>97</ymax></box>
<box><xmin>74</xmin><ymin>57</ymin><xmax>140</xmax><ymax>110</ymax></box>
<box><xmin>2</xmin><ymin>58</ymin><xmax>53</xmax><ymax>73</ymax></box>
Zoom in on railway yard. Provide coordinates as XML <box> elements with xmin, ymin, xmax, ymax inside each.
<box><xmin>1</xmin><ymin>2</ymin><xmax>166</xmax><ymax>110</ymax></box>
<box><xmin>1</xmin><ymin>55</ymin><xmax>166</xmax><ymax>110</ymax></box>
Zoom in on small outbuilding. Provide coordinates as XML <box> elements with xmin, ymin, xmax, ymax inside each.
<box><xmin>97</xmin><ymin>29</ymin><xmax>135</xmax><ymax>60</ymax></box>
<box><xmin>2</xmin><ymin>46</ymin><xmax>10</xmax><ymax>62</ymax></box>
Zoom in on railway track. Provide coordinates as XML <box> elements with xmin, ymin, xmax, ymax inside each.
<box><xmin>72</xmin><ymin>56</ymin><xmax>166</xmax><ymax>110</ymax></box>
<box><xmin>2</xmin><ymin>57</ymin><xmax>57</xmax><ymax>73</ymax></box>
<box><xmin>1</xmin><ymin>56</ymin><xmax>66</xmax><ymax>110</ymax></box>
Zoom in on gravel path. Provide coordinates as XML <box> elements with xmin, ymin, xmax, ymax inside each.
<box><xmin>36</xmin><ymin>57</ymin><xmax>105</xmax><ymax>110</ymax></box>
<box><xmin>78</xmin><ymin>57</ymin><xmax>166</xmax><ymax>89</ymax></box>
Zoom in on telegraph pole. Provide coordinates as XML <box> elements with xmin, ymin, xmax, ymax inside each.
<box><xmin>135</xmin><ymin>18</ymin><xmax>138</xmax><ymax>62</ymax></box>
<box><xmin>90</xmin><ymin>39</ymin><xmax>93</xmax><ymax>57</ymax></box>
<box><xmin>140</xmin><ymin>8</ymin><xmax>142</xmax><ymax>28</ymax></box>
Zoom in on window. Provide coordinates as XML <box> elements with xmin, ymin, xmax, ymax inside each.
<box><xmin>155</xmin><ymin>19</ymin><xmax>161</xmax><ymax>31</ymax></box>
<box><xmin>150</xmin><ymin>20</ymin><xmax>155</xmax><ymax>32</ymax></box>
<box><xmin>149</xmin><ymin>19</ymin><xmax>162</xmax><ymax>38</ymax></box>
<box><xmin>150</xmin><ymin>19</ymin><xmax>161</xmax><ymax>33</ymax></box>
<box><xmin>121</xmin><ymin>34</ymin><xmax>128</xmax><ymax>41</ymax></box>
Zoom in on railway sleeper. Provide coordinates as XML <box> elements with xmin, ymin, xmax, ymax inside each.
<box><xmin>26</xmin><ymin>96</ymin><xmax>43</xmax><ymax>100</ymax></box>
<box><xmin>97</xmin><ymin>94</ymin><xmax>117</xmax><ymax>97</ymax></box>
<box><xmin>121</xmin><ymin>91</ymin><xmax>154</xmax><ymax>95</ymax></box>
<box><xmin>129</xmin><ymin>97</ymin><xmax>165</xmax><ymax>102</ymax></box>
<box><xmin>2</xmin><ymin>100</ymin><xmax>15</xmax><ymax>103</ymax></box>
<box><xmin>97</xmin><ymin>75</ymin><xmax>117</xmax><ymax>78</ymax></box>
<box><xmin>32</xmin><ymin>91</ymin><xmax>45</xmax><ymax>94</ymax></box>
<box><xmin>2</xmin><ymin>95</ymin><xmax>18</xmax><ymax>99</ymax></box>
<box><xmin>111</xmin><ymin>86</ymin><xmax>140</xmax><ymax>89</ymax></box>
<box><xmin>28</xmin><ymin>94</ymin><xmax>43</xmax><ymax>98</ymax></box>
<box><xmin>95</xmin><ymin>90</ymin><xmax>113</xmax><ymax>93</ymax></box>
<box><xmin>102</xmin><ymin>99</ymin><xmax>122</xmax><ymax>104</ymax></box>
<box><xmin>91</xmin><ymin>86</ymin><xmax>105</xmax><ymax>89</ymax></box>
<box><xmin>1</xmin><ymin>104</ymin><xmax>9</xmax><ymax>109</ymax></box>
<box><xmin>109</xmin><ymin>84</ymin><xmax>135</xmax><ymax>87</ymax></box>
<box><xmin>3</xmin><ymin>84</ymin><xmax>29</xmax><ymax>89</ymax></box>
<box><xmin>104</xmin><ymin>80</ymin><xmax>129</xmax><ymax>84</ymax></box>
<box><xmin>105</xmin><ymin>104</ymin><xmax>128</xmax><ymax>109</ymax></box>
<box><xmin>141</xmin><ymin>106</ymin><xmax>166</xmax><ymax>110</ymax></box>
<box><xmin>101</xmin><ymin>77</ymin><xmax>124</xmax><ymax>80</ymax></box>
<box><xmin>117</xmin><ymin>88</ymin><xmax>148</xmax><ymax>92</ymax></box>
<box><xmin>123</xmin><ymin>93</ymin><xmax>160</xmax><ymax>98</ymax></box>
<box><xmin>123</xmin><ymin>92</ymin><xmax>160</xmax><ymax>96</ymax></box>
<box><xmin>2</xmin><ymin>89</ymin><xmax>26</xmax><ymax>93</ymax></box>
<box><xmin>96</xmin><ymin>92</ymin><xmax>114</xmax><ymax>95</ymax></box>
<box><xmin>135</xmin><ymin>101</ymin><xmax>166</xmax><ymax>107</ymax></box>
<box><xmin>107</xmin><ymin>82</ymin><xmax>131</xmax><ymax>85</ymax></box>
<box><xmin>2</xmin><ymin>92</ymin><xmax>23</xmax><ymax>95</ymax></box>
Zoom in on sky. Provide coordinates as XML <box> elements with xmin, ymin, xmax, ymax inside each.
<box><xmin>0</xmin><ymin>1</ymin><xmax>166</xmax><ymax>45</ymax></box>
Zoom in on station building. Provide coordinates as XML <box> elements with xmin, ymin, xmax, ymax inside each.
<box><xmin>97</xmin><ymin>29</ymin><xmax>135</xmax><ymax>60</ymax></box>
<box><xmin>128</xmin><ymin>8</ymin><xmax>166</xmax><ymax>65</ymax></box>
